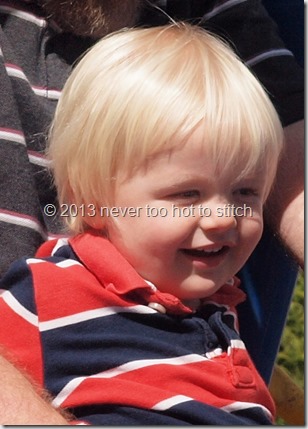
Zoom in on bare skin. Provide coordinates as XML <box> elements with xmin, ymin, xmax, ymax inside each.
<box><xmin>0</xmin><ymin>354</ymin><xmax>71</xmax><ymax>424</ymax></box>
<box><xmin>265</xmin><ymin>119</ymin><xmax>304</xmax><ymax>268</ymax></box>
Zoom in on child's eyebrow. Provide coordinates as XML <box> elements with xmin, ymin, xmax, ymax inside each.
<box><xmin>230</xmin><ymin>174</ymin><xmax>267</xmax><ymax>186</ymax></box>
<box><xmin>158</xmin><ymin>175</ymin><xmax>211</xmax><ymax>191</ymax></box>
<box><xmin>159</xmin><ymin>173</ymin><xmax>266</xmax><ymax>192</ymax></box>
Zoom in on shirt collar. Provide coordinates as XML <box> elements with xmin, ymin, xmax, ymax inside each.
<box><xmin>69</xmin><ymin>232</ymin><xmax>245</xmax><ymax>315</ymax></box>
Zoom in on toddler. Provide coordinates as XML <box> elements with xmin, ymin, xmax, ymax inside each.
<box><xmin>0</xmin><ymin>23</ymin><xmax>283</xmax><ymax>425</ymax></box>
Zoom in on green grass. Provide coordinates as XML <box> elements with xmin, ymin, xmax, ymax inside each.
<box><xmin>275</xmin><ymin>270</ymin><xmax>304</xmax><ymax>424</ymax></box>
<box><xmin>277</xmin><ymin>270</ymin><xmax>304</xmax><ymax>389</ymax></box>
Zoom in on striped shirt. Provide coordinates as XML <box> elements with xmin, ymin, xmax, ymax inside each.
<box><xmin>0</xmin><ymin>232</ymin><xmax>276</xmax><ymax>424</ymax></box>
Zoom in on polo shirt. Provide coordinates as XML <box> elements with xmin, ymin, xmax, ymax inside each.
<box><xmin>0</xmin><ymin>232</ymin><xmax>276</xmax><ymax>424</ymax></box>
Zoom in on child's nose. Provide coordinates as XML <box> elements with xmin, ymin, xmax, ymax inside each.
<box><xmin>198</xmin><ymin>203</ymin><xmax>238</xmax><ymax>233</ymax></box>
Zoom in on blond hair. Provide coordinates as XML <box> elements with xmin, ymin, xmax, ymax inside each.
<box><xmin>48</xmin><ymin>22</ymin><xmax>283</xmax><ymax>233</ymax></box>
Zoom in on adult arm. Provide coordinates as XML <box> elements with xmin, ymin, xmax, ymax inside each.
<box><xmin>265</xmin><ymin>119</ymin><xmax>304</xmax><ymax>268</ymax></box>
<box><xmin>0</xmin><ymin>258</ymin><xmax>73</xmax><ymax>425</ymax></box>
<box><xmin>0</xmin><ymin>353</ymin><xmax>70</xmax><ymax>425</ymax></box>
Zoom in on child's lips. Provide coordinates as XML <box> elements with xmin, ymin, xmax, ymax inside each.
<box><xmin>180</xmin><ymin>245</ymin><xmax>230</xmax><ymax>267</ymax></box>
<box><xmin>182</xmin><ymin>246</ymin><xmax>227</xmax><ymax>257</ymax></box>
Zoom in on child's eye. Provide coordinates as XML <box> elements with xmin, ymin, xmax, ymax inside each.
<box><xmin>179</xmin><ymin>190</ymin><xmax>200</xmax><ymax>198</ymax></box>
<box><xmin>234</xmin><ymin>188</ymin><xmax>259</xmax><ymax>197</ymax></box>
<box><xmin>169</xmin><ymin>189</ymin><xmax>200</xmax><ymax>203</ymax></box>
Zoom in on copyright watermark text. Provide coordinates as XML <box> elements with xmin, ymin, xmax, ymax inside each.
<box><xmin>44</xmin><ymin>203</ymin><xmax>253</xmax><ymax>218</ymax></box>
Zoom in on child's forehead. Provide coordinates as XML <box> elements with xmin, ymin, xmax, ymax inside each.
<box><xmin>145</xmin><ymin>125</ymin><xmax>261</xmax><ymax>166</ymax></box>
<box><xmin>120</xmin><ymin>129</ymin><xmax>265</xmax><ymax>185</ymax></box>
<box><xmin>109</xmin><ymin>114</ymin><xmax>276</xmax><ymax>199</ymax></box>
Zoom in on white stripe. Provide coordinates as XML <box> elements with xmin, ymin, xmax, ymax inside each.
<box><xmin>0</xmin><ymin>6</ymin><xmax>46</xmax><ymax>27</ymax></box>
<box><xmin>202</xmin><ymin>0</ymin><xmax>248</xmax><ymax>20</ymax></box>
<box><xmin>55</xmin><ymin>260</ymin><xmax>83</xmax><ymax>268</ymax></box>
<box><xmin>33</xmin><ymin>87</ymin><xmax>61</xmax><ymax>100</ymax></box>
<box><xmin>97</xmin><ymin>354</ymin><xmax>207</xmax><ymax>378</ymax></box>
<box><xmin>5</xmin><ymin>65</ymin><xmax>28</xmax><ymax>81</ymax></box>
<box><xmin>28</xmin><ymin>153</ymin><xmax>51</xmax><ymax>168</ymax></box>
<box><xmin>205</xmin><ymin>347</ymin><xmax>223</xmax><ymax>359</ymax></box>
<box><xmin>0</xmin><ymin>289</ymin><xmax>38</xmax><ymax>326</ymax></box>
<box><xmin>229</xmin><ymin>339</ymin><xmax>246</xmax><ymax>350</ymax></box>
<box><xmin>0</xmin><ymin>129</ymin><xmax>26</xmax><ymax>145</ymax></box>
<box><xmin>26</xmin><ymin>258</ymin><xmax>46</xmax><ymax>265</ymax></box>
<box><xmin>6</xmin><ymin>66</ymin><xmax>61</xmax><ymax>100</ymax></box>
<box><xmin>152</xmin><ymin>395</ymin><xmax>193</xmax><ymax>411</ymax></box>
<box><xmin>0</xmin><ymin>212</ymin><xmax>46</xmax><ymax>238</ymax></box>
<box><xmin>51</xmin><ymin>237</ymin><xmax>69</xmax><ymax>255</ymax></box>
<box><xmin>205</xmin><ymin>340</ymin><xmax>245</xmax><ymax>359</ymax></box>
<box><xmin>144</xmin><ymin>279</ymin><xmax>157</xmax><ymax>291</ymax></box>
<box><xmin>246</xmin><ymin>49</ymin><xmax>293</xmax><ymax>66</ymax></box>
<box><xmin>26</xmin><ymin>258</ymin><xmax>82</xmax><ymax>269</ymax></box>
<box><xmin>39</xmin><ymin>305</ymin><xmax>157</xmax><ymax>332</ymax></box>
<box><xmin>221</xmin><ymin>401</ymin><xmax>273</xmax><ymax>420</ymax></box>
<box><xmin>52</xmin><ymin>354</ymin><xmax>207</xmax><ymax>407</ymax></box>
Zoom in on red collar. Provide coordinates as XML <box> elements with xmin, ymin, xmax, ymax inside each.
<box><xmin>69</xmin><ymin>233</ymin><xmax>195</xmax><ymax>315</ymax></box>
<box><xmin>38</xmin><ymin>232</ymin><xmax>245</xmax><ymax>315</ymax></box>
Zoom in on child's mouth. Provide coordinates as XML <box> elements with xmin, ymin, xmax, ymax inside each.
<box><xmin>182</xmin><ymin>246</ymin><xmax>228</xmax><ymax>258</ymax></box>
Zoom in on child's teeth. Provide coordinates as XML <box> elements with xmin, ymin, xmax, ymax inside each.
<box><xmin>197</xmin><ymin>247</ymin><xmax>222</xmax><ymax>254</ymax></box>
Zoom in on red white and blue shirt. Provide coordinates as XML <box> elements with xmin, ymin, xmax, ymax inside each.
<box><xmin>0</xmin><ymin>232</ymin><xmax>275</xmax><ymax>425</ymax></box>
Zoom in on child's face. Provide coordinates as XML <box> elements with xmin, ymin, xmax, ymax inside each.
<box><xmin>106</xmin><ymin>127</ymin><xmax>267</xmax><ymax>305</ymax></box>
